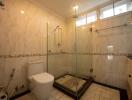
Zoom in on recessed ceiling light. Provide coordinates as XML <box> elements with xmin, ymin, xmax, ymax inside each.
<box><xmin>20</xmin><ymin>10</ymin><xmax>25</xmax><ymax>14</ymax></box>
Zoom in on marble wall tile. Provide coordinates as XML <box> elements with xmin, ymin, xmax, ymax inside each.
<box><xmin>0</xmin><ymin>0</ymin><xmax>66</xmax><ymax>55</ymax></box>
<box><xmin>92</xmin><ymin>12</ymin><xmax>132</xmax><ymax>54</ymax></box>
<box><xmin>0</xmin><ymin>0</ymin><xmax>66</xmax><ymax>98</ymax></box>
<box><xmin>92</xmin><ymin>55</ymin><xmax>128</xmax><ymax>89</ymax></box>
<box><xmin>77</xmin><ymin>55</ymin><xmax>92</xmax><ymax>76</ymax></box>
<box><xmin>76</xmin><ymin>26</ymin><xmax>92</xmax><ymax>53</ymax></box>
<box><xmin>4</xmin><ymin>56</ymin><xmax>46</xmax><ymax>97</ymax></box>
<box><xmin>64</xmin><ymin>19</ymin><xmax>76</xmax><ymax>52</ymax></box>
<box><xmin>4</xmin><ymin>57</ymin><xmax>28</xmax><ymax>97</ymax></box>
<box><xmin>48</xmin><ymin>54</ymin><xmax>75</xmax><ymax>78</ymax></box>
<box><xmin>0</xmin><ymin>58</ymin><xmax>5</xmax><ymax>85</ymax></box>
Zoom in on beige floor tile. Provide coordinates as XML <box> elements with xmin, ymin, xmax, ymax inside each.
<box><xmin>80</xmin><ymin>83</ymin><xmax>120</xmax><ymax>100</ymax></box>
<box><xmin>15</xmin><ymin>93</ymin><xmax>37</xmax><ymax>100</ymax></box>
<box><xmin>15</xmin><ymin>83</ymin><xmax>120</xmax><ymax>100</ymax></box>
<box><xmin>59</xmin><ymin>95</ymin><xmax>73</xmax><ymax>100</ymax></box>
<box><xmin>51</xmin><ymin>88</ymin><xmax>65</xmax><ymax>100</ymax></box>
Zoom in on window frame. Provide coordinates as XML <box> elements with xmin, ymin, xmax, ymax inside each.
<box><xmin>100</xmin><ymin>4</ymin><xmax>114</xmax><ymax>19</ymax></box>
<box><xmin>76</xmin><ymin>0</ymin><xmax>132</xmax><ymax>26</ymax></box>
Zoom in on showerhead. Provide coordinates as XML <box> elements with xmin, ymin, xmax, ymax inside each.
<box><xmin>54</xmin><ymin>25</ymin><xmax>60</xmax><ymax>30</ymax></box>
<box><xmin>54</xmin><ymin>25</ymin><xmax>62</xmax><ymax>31</ymax></box>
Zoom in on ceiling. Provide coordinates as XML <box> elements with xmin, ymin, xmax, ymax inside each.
<box><xmin>35</xmin><ymin>0</ymin><xmax>110</xmax><ymax>17</ymax></box>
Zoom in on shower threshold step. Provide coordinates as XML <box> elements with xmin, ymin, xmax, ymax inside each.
<box><xmin>53</xmin><ymin>74</ymin><xmax>93</xmax><ymax>100</ymax></box>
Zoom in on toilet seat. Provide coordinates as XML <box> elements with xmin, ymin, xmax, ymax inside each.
<box><xmin>32</xmin><ymin>72</ymin><xmax>54</xmax><ymax>84</ymax></box>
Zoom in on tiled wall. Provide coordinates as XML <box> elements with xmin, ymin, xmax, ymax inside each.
<box><xmin>0</xmin><ymin>0</ymin><xmax>66</xmax><ymax>97</ymax></box>
<box><xmin>127</xmin><ymin>58</ymin><xmax>132</xmax><ymax>100</ymax></box>
<box><xmin>48</xmin><ymin>54</ymin><xmax>75</xmax><ymax>77</ymax></box>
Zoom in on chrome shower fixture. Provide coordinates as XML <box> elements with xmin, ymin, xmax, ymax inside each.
<box><xmin>54</xmin><ymin>25</ymin><xmax>62</xmax><ymax>31</ymax></box>
<box><xmin>53</xmin><ymin>25</ymin><xmax>63</xmax><ymax>48</ymax></box>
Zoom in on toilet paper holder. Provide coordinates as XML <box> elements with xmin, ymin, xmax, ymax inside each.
<box><xmin>0</xmin><ymin>86</ymin><xmax>8</xmax><ymax>100</ymax></box>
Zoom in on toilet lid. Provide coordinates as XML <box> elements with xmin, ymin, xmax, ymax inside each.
<box><xmin>32</xmin><ymin>72</ymin><xmax>54</xmax><ymax>84</ymax></box>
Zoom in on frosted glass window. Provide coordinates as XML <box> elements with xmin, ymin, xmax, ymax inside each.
<box><xmin>103</xmin><ymin>9</ymin><xmax>114</xmax><ymax>18</ymax></box>
<box><xmin>76</xmin><ymin>15</ymin><xmax>86</xmax><ymax>26</ymax></box>
<box><xmin>128</xmin><ymin>2</ymin><xmax>132</xmax><ymax>11</ymax></box>
<box><xmin>114</xmin><ymin>0</ymin><xmax>128</xmax><ymax>15</ymax></box>
<box><xmin>114</xmin><ymin>4</ymin><xmax>127</xmax><ymax>15</ymax></box>
<box><xmin>114</xmin><ymin>0</ymin><xmax>132</xmax><ymax>15</ymax></box>
<box><xmin>87</xmin><ymin>11</ymin><xmax>97</xmax><ymax>24</ymax></box>
<box><xmin>100</xmin><ymin>4</ymin><xmax>114</xmax><ymax>19</ymax></box>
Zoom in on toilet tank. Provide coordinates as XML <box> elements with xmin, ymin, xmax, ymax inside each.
<box><xmin>27</xmin><ymin>61</ymin><xmax>47</xmax><ymax>78</ymax></box>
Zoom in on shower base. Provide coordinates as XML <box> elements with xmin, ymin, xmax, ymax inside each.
<box><xmin>53</xmin><ymin>74</ymin><xmax>93</xmax><ymax>99</ymax></box>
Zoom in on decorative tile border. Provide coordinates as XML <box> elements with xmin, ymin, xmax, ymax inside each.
<box><xmin>48</xmin><ymin>52</ymin><xmax>132</xmax><ymax>56</ymax></box>
<box><xmin>0</xmin><ymin>53</ymin><xmax>47</xmax><ymax>58</ymax></box>
<box><xmin>0</xmin><ymin>52</ymin><xmax>131</xmax><ymax>58</ymax></box>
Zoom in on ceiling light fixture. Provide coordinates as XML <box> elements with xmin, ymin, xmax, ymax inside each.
<box><xmin>73</xmin><ymin>5</ymin><xmax>79</xmax><ymax>11</ymax></box>
<box><xmin>20</xmin><ymin>10</ymin><xmax>25</xmax><ymax>14</ymax></box>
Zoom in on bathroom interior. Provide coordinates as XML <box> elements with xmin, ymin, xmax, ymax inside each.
<box><xmin>0</xmin><ymin>0</ymin><xmax>132</xmax><ymax>100</ymax></box>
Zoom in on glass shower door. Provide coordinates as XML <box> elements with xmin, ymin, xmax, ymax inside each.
<box><xmin>47</xmin><ymin>23</ymin><xmax>73</xmax><ymax>78</ymax></box>
<box><xmin>76</xmin><ymin>25</ymin><xmax>93</xmax><ymax>77</ymax></box>
<box><xmin>47</xmin><ymin>22</ymin><xmax>79</xmax><ymax>99</ymax></box>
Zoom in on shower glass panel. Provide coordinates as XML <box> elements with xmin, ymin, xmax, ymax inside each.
<box><xmin>47</xmin><ymin>13</ymin><xmax>93</xmax><ymax>99</ymax></box>
<box><xmin>47</xmin><ymin>21</ymin><xmax>91</xmax><ymax>99</ymax></box>
<box><xmin>47</xmin><ymin>3</ymin><xmax>132</xmax><ymax>99</ymax></box>
<box><xmin>76</xmin><ymin>26</ymin><xmax>93</xmax><ymax>77</ymax></box>
<box><xmin>47</xmin><ymin>24</ymin><xmax>74</xmax><ymax>78</ymax></box>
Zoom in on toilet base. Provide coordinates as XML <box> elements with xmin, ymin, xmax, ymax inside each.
<box><xmin>30</xmin><ymin>82</ymin><xmax>54</xmax><ymax>100</ymax></box>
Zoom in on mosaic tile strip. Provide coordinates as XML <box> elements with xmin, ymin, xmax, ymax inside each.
<box><xmin>0</xmin><ymin>54</ymin><xmax>47</xmax><ymax>58</ymax></box>
<box><xmin>0</xmin><ymin>52</ymin><xmax>131</xmax><ymax>58</ymax></box>
<box><xmin>48</xmin><ymin>52</ymin><xmax>132</xmax><ymax>56</ymax></box>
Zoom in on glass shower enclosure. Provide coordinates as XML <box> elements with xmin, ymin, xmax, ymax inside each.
<box><xmin>47</xmin><ymin>14</ymin><xmax>93</xmax><ymax>99</ymax></box>
<box><xmin>46</xmin><ymin>2</ymin><xmax>132</xmax><ymax>100</ymax></box>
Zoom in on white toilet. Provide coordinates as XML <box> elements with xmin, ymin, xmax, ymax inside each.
<box><xmin>27</xmin><ymin>61</ymin><xmax>54</xmax><ymax>100</ymax></box>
